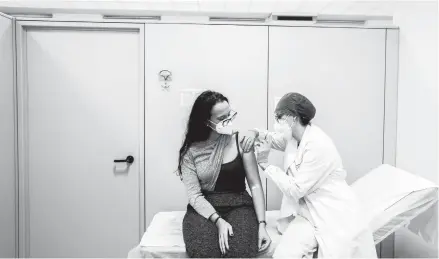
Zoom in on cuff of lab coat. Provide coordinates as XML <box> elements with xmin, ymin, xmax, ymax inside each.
<box><xmin>265</xmin><ymin>165</ymin><xmax>291</xmax><ymax>187</ymax></box>
<box><xmin>264</xmin><ymin>165</ymin><xmax>280</xmax><ymax>178</ymax></box>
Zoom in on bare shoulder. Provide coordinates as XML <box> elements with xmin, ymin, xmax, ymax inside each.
<box><xmin>234</xmin><ymin>134</ymin><xmax>247</xmax><ymax>154</ymax></box>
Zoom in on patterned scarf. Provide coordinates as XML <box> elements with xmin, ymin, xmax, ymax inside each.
<box><xmin>190</xmin><ymin>134</ymin><xmax>232</xmax><ymax>191</ymax></box>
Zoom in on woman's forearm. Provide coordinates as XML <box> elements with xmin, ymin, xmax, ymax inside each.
<box><xmin>250</xmin><ymin>185</ymin><xmax>266</xmax><ymax>223</ymax></box>
<box><xmin>241</xmin><ymin>145</ymin><xmax>267</xmax><ymax>225</ymax></box>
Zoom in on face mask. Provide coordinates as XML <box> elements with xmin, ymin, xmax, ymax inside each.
<box><xmin>208</xmin><ymin>110</ymin><xmax>237</xmax><ymax>135</ymax></box>
<box><xmin>274</xmin><ymin>121</ymin><xmax>290</xmax><ymax>134</ymax></box>
<box><xmin>274</xmin><ymin>121</ymin><xmax>284</xmax><ymax>133</ymax></box>
<box><xmin>274</xmin><ymin>118</ymin><xmax>294</xmax><ymax>139</ymax></box>
<box><xmin>211</xmin><ymin>121</ymin><xmax>234</xmax><ymax>135</ymax></box>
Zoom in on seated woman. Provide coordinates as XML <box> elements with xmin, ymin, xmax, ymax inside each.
<box><xmin>177</xmin><ymin>90</ymin><xmax>271</xmax><ymax>258</ymax></box>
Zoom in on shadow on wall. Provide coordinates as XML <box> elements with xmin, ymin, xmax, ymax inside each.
<box><xmin>392</xmin><ymin>1</ymin><xmax>438</xmax><ymax>258</ymax></box>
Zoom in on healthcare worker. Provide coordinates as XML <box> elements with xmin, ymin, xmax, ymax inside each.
<box><xmin>240</xmin><ymin>92</ymin><xmax>377</xmax><ymax>258</ymax></box>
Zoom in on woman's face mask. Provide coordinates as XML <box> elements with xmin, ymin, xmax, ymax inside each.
<box><xmin>213</xmin><ymin>121</ymin><xmax>234</xmax><ymax>135</ymax></box>
<box><xmin>208</xmin><ymin>110</ymin><xmax>237</xmax><ymax>135</ymax></box>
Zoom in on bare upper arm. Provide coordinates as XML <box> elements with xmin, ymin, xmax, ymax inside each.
<box><xmin>241</xmin><ymin>146</ymin><xmax>263</xmax><ymax>188</ymax></box>
<box><xmin>235</xmin><ymin>132</ymin><xmax>252</xmax><ymax>154</ymax></box>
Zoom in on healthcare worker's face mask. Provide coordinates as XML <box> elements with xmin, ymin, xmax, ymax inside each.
<box><xmin>208</xmin><ymin>111</ymin><xmax>237</xmax><ymax>135</ymax></box>
<box><xmin>274</xmin><ymin>115</ymin><xmax>295</xmax><ymax>139</ymax></box>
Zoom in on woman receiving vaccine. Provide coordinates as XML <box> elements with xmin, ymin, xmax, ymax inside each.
<box><xmin>177</xmin><ymin>90</ymin><xmax>271</xmax><ymax>258</ymax></box>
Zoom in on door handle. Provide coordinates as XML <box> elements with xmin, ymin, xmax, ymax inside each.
<box><xmin>114</xmin><ymin>155</ymin><xmax>134</xmax><ymax>164</ymax></box>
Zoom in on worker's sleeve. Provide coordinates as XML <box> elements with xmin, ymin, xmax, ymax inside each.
<box><xmin>264</xmin><ymin>143</ymin><xmax>331</xmax><ymax>202</ymax></box>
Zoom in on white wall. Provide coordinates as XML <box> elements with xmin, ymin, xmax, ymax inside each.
<box><xmin>0</xmin><ymin>0</ymin><xmax>437</xmax><ymax>257</ymax></box>
<box><xmin>395</xmin><ymin>1</ymin><xmax>438</xmax><ymax>184</ymax></box>
<box><xmin>391</xmin><ymin>1</ymin><xmax>438</xmax><ymax>257</ymax></box>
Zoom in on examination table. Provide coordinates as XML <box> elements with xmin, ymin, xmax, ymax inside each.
<box><xmin>128</xmin><ymin>165</ymin><xmax>438</xmax><ymax>258</ymax></box>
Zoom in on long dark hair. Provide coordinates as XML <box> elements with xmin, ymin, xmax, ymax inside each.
<box><xmin>177</xmin><ymin>90</ymin><xmax>228</xmax><ymax>176</ymax></box>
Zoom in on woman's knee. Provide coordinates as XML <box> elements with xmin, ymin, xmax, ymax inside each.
<box><xmin>229</xmin><ymin>244</ymin><xmax>258</xmax><ymax>258</ymax></box>
<box><xmin>183</xmin><ymin>213</ymin><xmax>220</xmax><ymax>257</ymax></box>
<box><xmin>186</xmin><ymin>247</ymin><xmax>221</xmax><ymax>258</ymax></box>
<box><xmin>225</xmin><ymin>233</ymin><xmax>258</xmax><ymax>258</ymax></box>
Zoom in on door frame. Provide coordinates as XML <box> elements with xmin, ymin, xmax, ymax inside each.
<box><xmin>15</xmin><ymin>20</ymin><xmax>146</xmax><ymax>258</ymax></box>
<box><xmin>0</xmin><ymin>11</ymin><xmax>18</xmax><ymax>258</ymax></box>
<box><xmin>379</xmin><ymin>28</ymin><xmax>399</xmax><ymax>259</ymax></box>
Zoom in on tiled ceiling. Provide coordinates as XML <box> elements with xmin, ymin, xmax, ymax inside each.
<box><xmin>0</xmin><ymin>0</ymin><xmax>403</xmax><ymax>15</ymax></box>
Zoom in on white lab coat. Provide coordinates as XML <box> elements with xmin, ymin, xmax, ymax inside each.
<box><xmin>259</xmin><ymin>124</ymin><xmax>377</xmax><ymax>258</ymax></box>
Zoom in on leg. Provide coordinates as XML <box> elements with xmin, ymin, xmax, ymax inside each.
<box><xmin>223</xmin><ymin>206</ymin><xmax>259</xmax><ymax>258</ymax></box>
<box><xmin>273</xmin><ymin>215</ymin><xmax>318</xmax><ymax>259</ymax></box>
<box><xmin>182</xmin><ymin>206</ymin><xmax>222</xmax><ymax>258</ymax></box>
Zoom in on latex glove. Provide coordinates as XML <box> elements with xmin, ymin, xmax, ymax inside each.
<box><xmin>255</xmin><ymin>139</ymin><xmax>271</xmax><ymax>164</ymax></box>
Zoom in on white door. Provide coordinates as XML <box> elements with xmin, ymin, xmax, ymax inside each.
<box><xmin>267</xmin><ymin>27</ymin><xmax>386</xmax><ymax>209</ymax></box>
<box><xmin>0</xmin><ymin>13</ymin><xmax>16</xmax><ymax>258</ymax></box>
<box><xmin>16</xmin><ymin>21</ymin><xmax>145</xmax><ymax>258</ymax></box>
<box><xmin>144</xmin><ymin>24</ymin><xmax>268</xmax><ymax>226</ymax></box>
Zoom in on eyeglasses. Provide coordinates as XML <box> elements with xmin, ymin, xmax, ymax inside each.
<box><xmin>210</xmin><ymin>110</ymin><xmax>237</xmax><ymax>127</ymax></box>
<box><xmin>275</xmin><ymin>114</ymin><xmax>288</xmax><ymax>123</ymax></box>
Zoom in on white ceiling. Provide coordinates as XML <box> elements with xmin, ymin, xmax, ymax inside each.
<box><xmin>0</xmin><ymin>0</ymin><xmax>411</xmax><ymax>15</ymax></box>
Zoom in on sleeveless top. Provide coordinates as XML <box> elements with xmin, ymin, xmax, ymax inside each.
<box><xmin>213</xmin><ymin>134</ymin><xmax>246</xmax><ymax>192</ymax></box>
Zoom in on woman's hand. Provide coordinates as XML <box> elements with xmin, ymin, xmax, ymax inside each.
<box><xmin>216</xmin><ymin>218</ymin><xmax>234</xmax><ymax>255</ymax></box>
<box><xmin>255</xmin><ymin>139</ymin><xmax>272</xmax><ymax>164</ymax></box>
<box><xmin>258</xmin><ymin>224</ymin><xmax>272</xmax><ymax>252</ymax></box>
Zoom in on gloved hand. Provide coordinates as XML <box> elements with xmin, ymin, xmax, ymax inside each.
<box><xmin>255</xmin><ymin>139</ymin><xmax>271</xmax><ymax>164</ymax></box>
<box><xmin>238</xmin><ymin>130</ymin><xmax>258</xmax><ymax>153</ymax></box>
